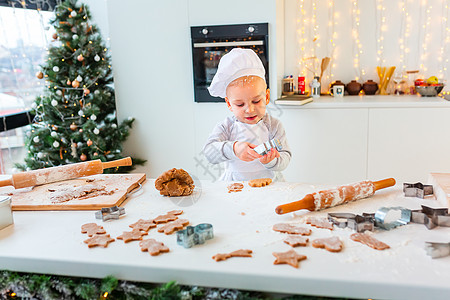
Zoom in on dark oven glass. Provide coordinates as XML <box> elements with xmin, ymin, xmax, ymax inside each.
<box><xmin>191</xmin><ymin>23</ymin><xmax>269</xmax><ymax>103</ymax></box>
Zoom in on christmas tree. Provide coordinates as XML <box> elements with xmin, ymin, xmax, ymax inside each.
<box><xmin>17</xmin><ymin>0</ymin><xmax>144</xmax><ymax>172</ymax></box>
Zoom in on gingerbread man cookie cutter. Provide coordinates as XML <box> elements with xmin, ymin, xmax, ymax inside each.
<box><xmin>374</xmin><ymin>206</ymin><xmax>411</xmax><ymax>230</ymax></box>
<box><xmin>95</xmin><ymin>206</ymin><xmax>126</xmax><ymax>221</ymax></box>
<box><xmin>254</xmin><ymin>138</ymin><xmax>282</xmax><ymax>156</ymax></box>
<box><xmin>328</xmin><ymin>212</ymin><xmax>375</xmax><ymax>232</ymax></box>
<box><xmin>403</xmin><ymin>182</ymin><xmax>433</xmax><ymax>198</ymax></box>
<box><xmin>176</xmin><ymin>223</ymin><xmax>214</xmax><ymax>248</ymax></box>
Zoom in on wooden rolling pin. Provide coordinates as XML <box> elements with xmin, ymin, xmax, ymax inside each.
<box><xmin>275</xmin><ymin>178</ymin><xmax>396</xmax><ymax>214</ymax></box>
<box><xmin>0</xmin><ymin>157</ymin><xmax>132</xmax><ymax>189</ymax></box>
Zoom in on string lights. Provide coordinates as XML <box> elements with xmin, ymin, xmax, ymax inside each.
<box><xmin>420</xmin><ymin>0</ymin><xmax>432</xmax><ymax>73</ymax></box>
<box><xmin>376</xmin><ymin>0</ymin><xmax>386</xmax><ymax>66</ymax></box>
<box><xmin>439</xmin><ymin>0</ymin><xmax>450</xmax><ymax>80</ymax></box>
<box><xmin>351</xmin><ymin>0</ymin><xmax>363</xmax><ymax>80</ymax></box>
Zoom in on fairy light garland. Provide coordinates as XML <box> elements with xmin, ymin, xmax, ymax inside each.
<box><xmin>420</xmin><ymin>0</ymin><xmax>432</xmax><ymax>73</ymax></box>
<box><xmin>376</xmin><ymin>0</ymin><xmax>386</xmax><ymax>66</ymax></box>
<box><xmin>330</xmin><ymin>1</ymin><xmax>338</xmax><ymax>79</ymax></box>
<box><xmin>327</xmin><ymin>0</ymin><xmax>336</xmax><ymax>83</ymax></box>
<box><xmin>298</xmin><ymin>0</ymin><xmax>307</xmax><ymax>77</ymax></box>
<box><xmin>351</xmin><ymin>0</ymin><xmax>363</xmax><ymax>80</ymax></box>
<box><xmin>438</xmin><ymin>0</ymin><xmax>450</xmax><ymax>80</ymax></box>
<box><xmin>398</xmin><ymin>0</ymin><xmax>407</xmax><ymax>73</ymax></box>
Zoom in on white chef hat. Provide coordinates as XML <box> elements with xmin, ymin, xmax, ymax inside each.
<box><xmin>208</xmin><ymin>48</ymin><xmax>266</xmax><ymax>99</ymax></box>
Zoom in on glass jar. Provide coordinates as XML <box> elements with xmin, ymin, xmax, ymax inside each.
<box><xmin>405</xmin><ymin>70</ymin><xmax>419</xmax><ymax>95</ymax></box>
<box><xmin>282</xmin><ymin>76</ymin><xmax>295</xmax><ymax>95</ymax></box>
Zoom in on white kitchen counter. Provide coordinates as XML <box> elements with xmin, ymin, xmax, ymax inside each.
<box><xmin>1</xmin><ymin>179</ymin><xmax>450</xmax><ymax>300</ymax></box>
<box><xmin>275</xmin><ymin>95</ymin><xmax>450</xmax><ymax>109</ymax></box>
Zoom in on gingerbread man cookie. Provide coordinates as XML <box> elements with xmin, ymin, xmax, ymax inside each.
<box><xmin>312</xmin><ymin>236</ymin><xmax>343</xmax><ymax>252</ymax></box>
<box><xmin>84</xmin><ymin>234</ymin><xmax>115</xmax><ymax>248</ymax></box>
<box><xmin>212</xmin><ymin>249</ymin><xmax>253</xmax><ymax>262</ymax></box>
<box><xmin>117</xmin><ymin>229</ymin><xmax>148</xmax><ymax>243</ymax></box>
<box><xmin>350</xmin><ymin>232</ymin><xmax>390</xmax><ymax>250</ymax></box>
<box><xmin>157</xmin><ymin>219</ymin><xmax>190</xmax><ymax>234</ymax></box>
<box><xmin>248</xmin><ymin>178</ymin><xmax>272</xmax><ymax>187</ymax></box>
<box><xmin>129</xmin><ymin>219</ymin><xmax>157</xmax><ymax>232</ymax></box>
<box><xmin>284</xmin><ymin>235</ymin><xmax>309</xmax><ymax>247</ymax></box>
<box><xmin>273</xmin><ymin>249</ymin><xmax>307</xmax><ymax>268</ymax></box>
<box><xmin>306</xmin><ymin>217</ymin><xmax>334</xmax><ymax>230</ymax></box>
<box><xmin>81</xmin><ymin>223</ymin><xmax>106</xmax><ymax>237</ymax></box>
<box><xmin>139</xmin><ymin>239</ymin><xmax>170</xmax><ymax>256</ymax></box>
<box><xmin>152</xmin><ymin>210</ymin><xmax>183</xmax><ymax>224</ymax></box>
<box><xmin>273</xmin><ymin>223</ymin><xmax>312</xmax><ymax>235</ymax></box>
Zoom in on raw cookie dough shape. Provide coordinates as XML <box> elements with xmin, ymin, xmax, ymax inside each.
<box><xmin>129</xmin><ymin>219</ymin><xmax>157</xmax><ymax>232</ymax></box>
<box><xmin>212</xmin><ymin>249</ymin><xmax>253</xmax><ymax>261</ymax></box>
<box><xmin>350</xmin><ymin>232</ymin><xmax>390</xmax><ymax>250</ymax></box>
<box><xmin>152</xmin><ymin>210</ymin><xmax>183</xmax><ymax>224</ymax></box>
<box><xmin>228</xmin><ymin>183</ymin><xmax>244</xmax><ymax>193</ymax></box>
<box><xmin>248</xmin><ymin>178</ymin><xmax>272</xmax><ymax>187</ymax></box>
<box><xmin>155</xmin><ymin>168</ymin><xmax>195</xmax><ymax>197</ymax></box>
<box><xmin>306</xmin><ymin>217</ymin><xmax>334</xmax><ymax>230</ymax></box>
<box><xmin>140</xmin><ymin>239</ymin><xmax>170</xmax><ymax>256</ymax></box>
<box><xmin>157</xmin><ymin>219</ymin><xmax>190</xmax><ymax>234</ymax></box>
<box><xmin>117</xmin><ymin>229</ymin><xmax>148</xmax><ymax>243</ymax></box>
<box><xmin>84</xmin><ymin>234</ymin><xmax>115</xmax><ymax>248</ymax></box>
<box><xmin>284</xmin><ymin>235</ymin><xmax>309</xmax><ymax>247</ymax></box>
<box><xmin>273</xmin><ymin>249</ymin><xmax>307</xmax><ymax>268</ymax></box>
<box><xmin>81</xmin><ymin>223</ymin><xmax>106</xmax><ymax>237</ymax></box>
<box><xmin>312</xmin><ymin>236</ymin><xmax>343</xmax><ymax>252</ymax></box>
<box><xmin>273</xmin><ymin>223</ymin><xmax>312</xmax><ymax>235</ymax></box>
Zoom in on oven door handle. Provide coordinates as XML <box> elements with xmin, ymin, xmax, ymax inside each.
<box><xmin>193</xmin><ymin>40</ymin><xmax>264</xmax><ymax>48</ymax></box>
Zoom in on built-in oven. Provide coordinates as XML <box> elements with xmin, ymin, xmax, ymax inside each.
<box><xmin>191</xmin><ymin>23</ymin><xmax>269</xmax><ymax>103</ymax></box>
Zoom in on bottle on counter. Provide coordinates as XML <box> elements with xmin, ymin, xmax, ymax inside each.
<box><xmin>297</xmin><ymin>75</ymin><xmax>306</xmax><ymax>95</ymax></box>
<box><xmin>310</xmin><ymin>77</ymin><xmax>321</xmax><ymax>98</ymax></box>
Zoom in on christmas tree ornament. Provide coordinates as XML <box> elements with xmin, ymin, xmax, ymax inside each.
<box><xmin>72</xmin><ymin>142</ymin><xmax>77</xmax><ymax>148</ymax></box>
<box><xmin>72</xmin><ymin>80</ymin><xmax>80</xmax><ymax>88</ymax></box>
<box><xmin>51</xmin><ymin>100</ymin><xmax>58</xmax><ymax>106</ymax></box>
<box><xmin>79</xmin><ymin>129</ymin><xmax>83</xmax><ymax>133</ymax></box>
<box><xmin>94</xmin><ymin>90</ymin><xmax>100</xmax><ymax>95</ymax></box>
<box><xmin>67</xmin><ymin>79</ymin><xmax>71</xmax><ymax>86</ymax></box>
<box><xmin>93</xmin><ymin>128</ymin><xmax>100</xmax><ymax>135</ymax></box>
<box><xmin>53</xmin><ymin>141</ymin><xmax>60</xmax><ymax>147</ymax></box>
<box><xmin>72</xmin><ymin>34</ymin><xmax>79</xmax><ymax>40</ymax></box>
<box><xmin>36</xmin><ymin>71</ymin><xmax>44</xmax><ymax>79</ymax></box>
<box><xmin>52</xmin><ymin>125</ymin><xmax>58</xmax><ymax>131</ymax></box>
<box><xmin>52</xmin><ymin>33</ymin><xmax>58</xmax><ymax>40</ymax></box>
<box><xmin>83</xmin><ymin>88</ymin><xmax>90</xmax><ymax>95</ymax></box>
<box><xmin>80</xmin><ymin>153</ymin><xmax>87</xmax><ymax>161</ymax></box>
<box><xmin>111</xmin><ymin>123</ymin><xmax>117</xmax><ymax>129</ymax></box>
<box><xmin>77</xmin><ymin>142</ymin><xmax>83</xmax><ymax>147</ymax></box>
<box><xmin>90</xmin><ymin>114</ymin><xmax>97</xmax><ymax>121</ymax></box>
<box><xmin>70</xmin><ymin>123</ymin><xmax>77</xmax><ymax>131</ymax></box>
<box><xmin>71</xmin><ymin>143</ymin><xmax>77</xmax><ymax>158</ymax></box>
<box><xmin>56</xmin><ymin>90</ymin><xmax>62</xmax><ymax>96</ymax></box>
<box><xmin>87</xmin><ymin>139</ymin><xmax>93</xmax><ymax>146</ymax></box>
<box><xmin>76</xmin><ymin>75</ymin><xmax>83</xmax><ymax>82</ymax></box>
<box><xmin>33</xmin><ymin>136</ymin><xmax>40</xmax><ymax>143</ymax></box>
<box><xmin>70</xmin><ymin>11</ymin><xmax>77</xmax><ymax>17</ymax></box>
<box><xmin>78</xmin><ymin>110</ymin><xmax>84</xmax><ymax>116</ymax></box>
<box><xmin>53</xmin><ymin>66</ymin><xmax>60</xmax><ymax>72</ymax></box>
<box><xmin>37</xmin><ymin>152</ymin><xmax>44</xmax><ymax>159</ymax></box>
<box><xmin>51</xmin><ymin>131</ymin><xmax>58</xmax><ymax>137</ymax></box>
<box><xmin>77</xmin><ymin>54</ymin><xmax>84</xmax><ymax>61</ymax></box>
<box><xmin>93</xmin><ymin>152</ymin><xmax>98</xmax><ymax>156</ymax></box>
<box><xmin>94</xmin><ymin>54</ymin><xmax>100</xmax><ymax>62</ymax></box>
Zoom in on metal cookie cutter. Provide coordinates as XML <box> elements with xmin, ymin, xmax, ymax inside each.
<box><xmin>95</xmin><ymin>206</ymin><xmax>126</xmax><ymax>221</ymax></box>
<box><xmin>176</xmin><ymin>223</ymin><xmax>213</xmax><ymax>248</ymax></box>
<box><xmin>425</xmin><ymin>242</ymin><xmax>450</xmax><ymax>259</ymax></box>
<box><xmin>328</xmin><ymin>213</ymin><xmax>374</xmax><ymax>232</ymax></box>
<box><xmin>403</xmin><ymin>182</ymin><xmax>433</xmax><ymax>198</ymax></box>
<box><xmin>411</xmin><ymin>205</ymin><xmax>450</xmax><ymax>230</ymax></box>
<box><xmin>254</xmin><ymin>138</ymin><xmax>282</xmax><ymax>156</ymax></box>
<box><xmin>374</xmin><ymin>206</ymin><xmax>411</xmax><ymax>230</ymax></box>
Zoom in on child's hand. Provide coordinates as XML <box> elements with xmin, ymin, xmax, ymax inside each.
<box><xmin>259</xmin><ymin>148</ymin><xmax>280</xmax><ymax>164</ymax></box>
<box><xmin>233</xmin><ymin>141</ymin><xmax>262</xmax><ymax>162</ymax></box>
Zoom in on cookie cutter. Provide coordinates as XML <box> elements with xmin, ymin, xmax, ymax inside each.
<box><xmin>176</xmin><ymin>223</ymin><xmax>213</xmax><ymax>248</ymax></box>
<box><xmin>403</xmin><ymin>182</ymin><xmax>433</xmax><ymax>198</ymax></box>
<box><xmin>410</xmin><ymin>205</ymin><xmax>450</xmax><ymax>229</ymax></box>
<box><xmin>254</xmin><ymin>138</ymin><xmax>282</xmax><ymax>156</ymax></box>
<box><xmin>374</xmin><ymin>206</ymin><xmax>411</xmax><ymax>230</ymax></box>
<box><xmin>95</xmin><ymin>206</ymin><xmax>126</xmax><ymax>221</ymax></box>
<box><xmin>328</xmin><ymin>212</ymin><xmax>374</xmax><ymax>232</ymax></box>
<box><xmin>425</xmin><ymin>242</ymin><xmax>450</xmax><ymax>259</ymax></box>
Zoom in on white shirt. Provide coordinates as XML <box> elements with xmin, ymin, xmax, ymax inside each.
<box><xmin>202</xmin><ymin>114</ymin><xmax>291</xmax><ymax>181</ymax></box>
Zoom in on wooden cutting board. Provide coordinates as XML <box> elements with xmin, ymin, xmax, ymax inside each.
<box><xmin>10</xmin><ymin>173</ymin><xmax>146</xmax><ymax>211</ymax></box>
<box><xmin>428</xmin><ymin>173</ymin><xmax>450</xmax><ymax>213</ymax></box>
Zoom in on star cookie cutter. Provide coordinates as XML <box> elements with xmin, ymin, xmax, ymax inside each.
<box><xmin>374</xmin><ymin>206</ymin><xmax>411</xmax><ymax>230</ymax></box>
<box><xmin>254</xmin><ymin>138</ymin><xmax>282</xmax><ymax>156</ymax></box>
<box><xmin>410</xmin><ymin>205</ymin><xmax>450</xmax><ymax>229</ymax></box>
<box><xmin>95</xmin><ymin>206</ymin><xmax>126</xmax><ymax>221</ymax></box>
<box><xmin>176</xmin><ymin>223</ymin><xmax>213</xmax><ymax>248</ymax></box>
<box><xmin>425</xmin><ymin>242</ymin><xmax>450</xmax><ymax>259</ymax></box>
<box><xmin>328</xmin><ymin>212</ymin><xmax>374</xmax><ymax>232</ymax></box>
<box><xmin>403</xmin><ymin>182</ymin><xmax>433</xmax><ymax>198</ymax></box>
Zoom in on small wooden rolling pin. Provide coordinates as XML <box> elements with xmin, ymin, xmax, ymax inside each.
<box><xmin>0</xmin><ymin>157</ymin><xmax>132</xmax><ymax>189</ymax></box>
<box><xmin>275</xmin><ymin>178</ymin><xmax>396</xmax><ymax>214</ymax></box>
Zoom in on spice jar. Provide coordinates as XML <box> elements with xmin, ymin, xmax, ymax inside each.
<box><xmin>406</xmin><ymin>70</ymin><xmax>419</xmax><ymax>95</ymax></box>
<box><xmin>282</xmin><ymin>76</ymin><xmax>295</xmax><ymax>95</ymax></box>
<box><xmin>346</xmin><ymin>80</ymin><xmax>362</xmax><ymax>95</ymax></box>
<box><xmin>0</xmin><ymin>196</ymin><xmax>13</xmax><ymax>230</ymax></box>
<box><xmin>362</xmin><ymin>80</ymin><xmax>379</xmax><ymax>95</ymax></box>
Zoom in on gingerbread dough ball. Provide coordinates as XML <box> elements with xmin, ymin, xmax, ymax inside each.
<box><xmin>155</xmin><ymin>168</ymin><xmax>195</xmax><ymax>197</ymax></box>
